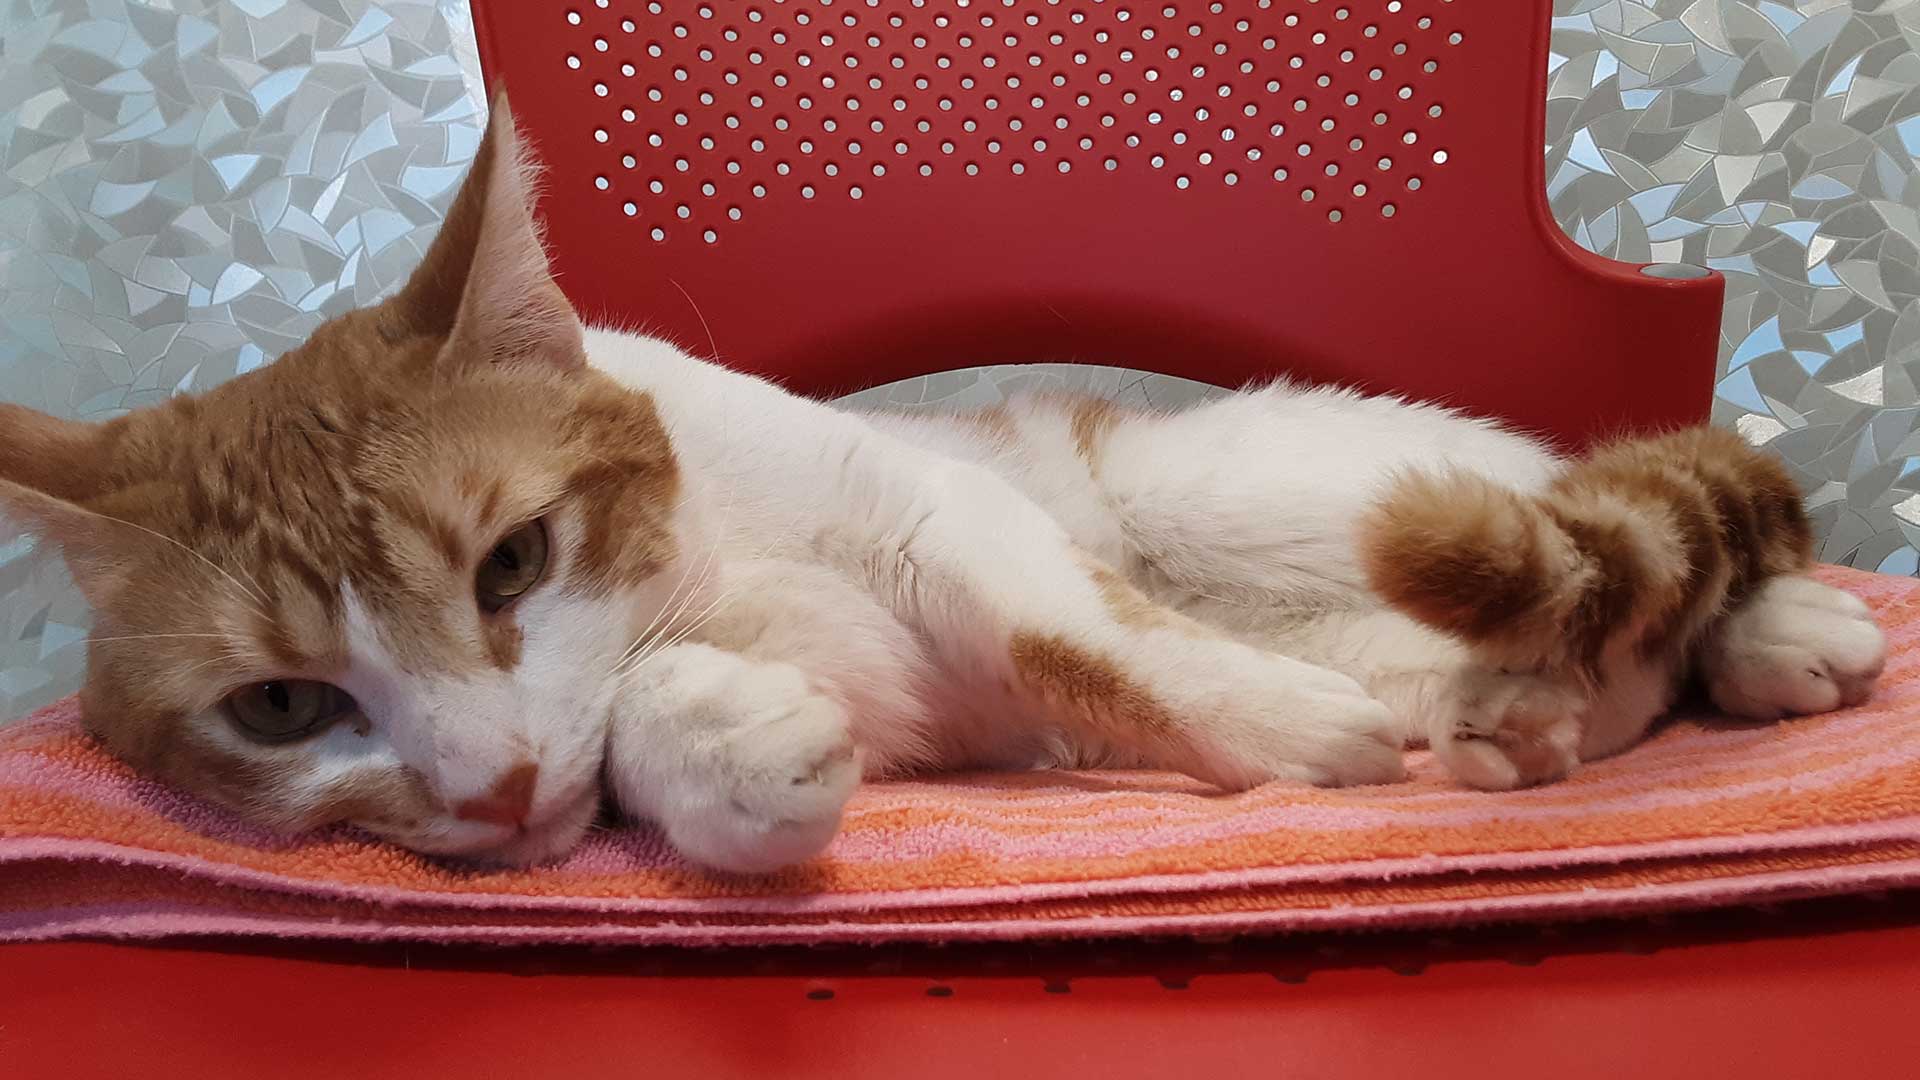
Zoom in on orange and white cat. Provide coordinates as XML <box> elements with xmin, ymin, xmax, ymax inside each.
<box><xmin>0</xmin><ymin>100</ymin><xmax>1887</xmax><ymax>872</ymax></box>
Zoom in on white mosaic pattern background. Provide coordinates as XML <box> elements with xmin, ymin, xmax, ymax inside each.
<box><xmin>5</xmin><ymin>0</ymin><xmax>1920</xmax><ymax>719</ymax></box>
<box><xmin>0</xmin><ymin>0</ymin><xmax>486</xmax><ymax>716</ymax></box>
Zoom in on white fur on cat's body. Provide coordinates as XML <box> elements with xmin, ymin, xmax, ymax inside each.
<box><xmin>571</xmin><ymin>327</ymin><xmax>1886</xmax><ymax>872</ymax></box>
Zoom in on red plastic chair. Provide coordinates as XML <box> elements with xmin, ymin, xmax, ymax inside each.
<box><xmin>476</xmin><ymin>0</ymin><xmax>1720</xmax><ymax>447</ymax></box>
<box><xmin>8</xmin><ymin>3</ymin><xmax>1916</xmax><ymax>1077</ymax></box>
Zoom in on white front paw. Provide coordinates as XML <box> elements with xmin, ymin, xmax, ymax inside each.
<box><xmin>612</xmin><ymin>660</ymin><xmax>861</xmax><ymax>874</ymax></box>
<box><xmin>1430</xmin><ymin>668</ymin><xmax>1586</xmax><ymax>791</ymax></box>
<box><xmin>1703</xmin><ymin>576</ymin><xmax>1886</xmax><ymax>720</ymax></box>
<box><xmin>1199</xmin><ymin>664</ymin><xmax>1407</xmax><ymax>790</ymax></box>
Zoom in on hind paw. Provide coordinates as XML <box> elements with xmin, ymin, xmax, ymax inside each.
<box><xmin>1702</xmin><ymin>576</ymin><xmax>1886</xmax><ymax>719</ymax></box>
<box><xmin>1429</xmin><ymin>668</ymin><xmax>1587</xmax><ymax>791</ymax></box>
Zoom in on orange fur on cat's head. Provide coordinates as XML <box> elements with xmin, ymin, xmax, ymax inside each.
<box><xmin>0</xmin><ymin>96</ymin><xmax>689</xmax><ymax>864</ymax></box>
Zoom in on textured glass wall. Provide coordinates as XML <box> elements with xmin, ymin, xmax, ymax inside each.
<box><xmin>6</xmin><ymin>1</ymin><xmax>1920</xmax><ymax>720</ymax></box>
<box><xmin>0</xmin><ymin>0</ymin><xmax>485</xmax><ymax>716</ymax></box>
<box><xmin>1542</xmin><ymin>1</ymin><xmax>1920</xmax><ymax>578</ymax></box>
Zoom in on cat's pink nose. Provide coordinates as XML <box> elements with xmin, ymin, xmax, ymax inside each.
<box><xmin>454</xmin><ymin>761</ymin><xmax>539</xmax><ymax>827</ymax></box>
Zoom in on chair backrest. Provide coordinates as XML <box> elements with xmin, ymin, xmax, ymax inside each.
<box><xmin>472</xmin><ymin>0</ymin><xmax>1721</xmax><ymax>448</ymax></box>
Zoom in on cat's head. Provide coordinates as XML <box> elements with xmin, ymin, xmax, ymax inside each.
<box><xmin>0</xmin><ymin>98</ymin><xmax>693</xmax><ymax>864</ymax></box>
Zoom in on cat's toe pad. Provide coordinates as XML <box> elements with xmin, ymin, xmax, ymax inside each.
<box><xmin>1431</xmin><ymin>669</ymin><xmax>1585</xmax><ymax>791</ymax></box>
<box><xmin>1703</xmin><ymin>576</ymin><xmax>1886</xmax><ymax>720</ymax></box>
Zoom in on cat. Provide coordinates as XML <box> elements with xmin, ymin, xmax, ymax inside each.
<box><xmin>0</xmin><ymin>98</ymin><xmax>1887</xmax><ymax>873</ymax></box>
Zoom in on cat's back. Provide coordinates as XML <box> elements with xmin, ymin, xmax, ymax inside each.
<box><xmin>578</xmin><ymin>327</ymin><xmax>1079</xmax><ymax>562</ymax></box>
<box><xmin>580</xmin><ymin>326</ymin><xmax>849</xmax><ymax>460</ymax></box>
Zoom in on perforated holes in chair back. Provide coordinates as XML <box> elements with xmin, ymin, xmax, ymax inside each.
<box><xmin>472</xmin><ymin>0</ymin><xmax>1721</xmax><ymax>446</ymax></box>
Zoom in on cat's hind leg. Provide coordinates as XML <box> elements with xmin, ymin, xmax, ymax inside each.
<box><xmin>858</xmin><ymin>461</ymin><xmax>1405</xmax><ymax>790</ymax></box>
<box><xmin>1080</xmin><ymin>383</ymin><xmax>1560</xmax><ymax>614</ymax></box>
<box><xmin>1048</xmin><ymin>384</ymin><xmax>1584</xmax><ymax>788</ymax></box>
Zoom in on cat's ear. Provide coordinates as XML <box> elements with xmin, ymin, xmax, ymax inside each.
<box><xmin>0</xmin><ymin>406</ymin><xmax>138</xmax><ymax>601</ymax></box>
<box><xmin>0</xmin><ymin>403</ymin><xmax>116</xmax><ymax>503</ymax></box>
<box><xmin>0</xmin><ymin>481</ymin><xmax>136</xmax><ymax>603</ymax></box>
<box><xmin>390</xmin><ymin>90</ymin><xmax>584</xmax><ymax>372</ymax></box>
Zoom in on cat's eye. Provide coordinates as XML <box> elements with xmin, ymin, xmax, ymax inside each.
<box><xmin>225</xmin><ymin>680</ymin><xmax>357</xmax><ymax>743</ymax></box>
<box><xmin>477</xmin><ymin>520</ymin><xmax>549</xmax><ymax>613</ymax></box>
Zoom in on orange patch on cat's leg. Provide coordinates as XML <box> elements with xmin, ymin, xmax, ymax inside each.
<box><xmin>1005</xmin><ymin>624</ymin><xmax>1404</xmax><ymax>790</ymax></box>
<box><xmin>1007</xmin><ymin>631</ymin><xmax>1178</xmax><ymax>745</ymax></box>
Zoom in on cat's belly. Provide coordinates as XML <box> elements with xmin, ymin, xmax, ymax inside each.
<box><xmin>856</xmin><ymin>401</ymin><xmax>1133</xmax><ymax>568</ymax></box>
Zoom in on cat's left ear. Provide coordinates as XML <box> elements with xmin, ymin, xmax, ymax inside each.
<box><xmin>391</xmin><ymin>90</ymin><xmax>584</xmax><ymax>373</ymax></box>
<box><xmin>0</xmin><ymin>405</ymin><xmax>144</xmax><ymax>602</ymax></box>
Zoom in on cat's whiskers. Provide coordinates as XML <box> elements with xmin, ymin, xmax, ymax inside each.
<box><xmin>611</xmin><ymin>457</ymin><xmax>743</xmax><ymax>676</ymax></box>
<box><xmin>668</xmin><ymin>279</ymin><xmax>720</xmax><ymax>362</ymax></box>
<box><xmin>618</xmin><ymin>509</ymin><xmax>770</xmax><ymax>677</ymax></box>
<box><xmin>617</xmin><ymin>573</ymin><xmax>698</xmax><ymax>672</ymax></box>
<box><xmin>172</xmin><ymin>637</ymin><xmax>258</xmax><ymax>690</ymax></box>
<box><xmin>626</xmin><ymin>551</ymin><xmax>728</xmax><ymax>669</ymax></box>
<box><xmin>615</xmin><ymin>527</ymin><xmax>728</xmax><ymax>675</ymax></box>
<box><xmin>177</xmin><ymin>653</ymin><xmax>240</xmax><ymax>684</ymax></box>
<box><xmin>621</xmin><ymin>497</ymin><xmax>814</xmax><ymax>677</ymax></box>
<box><xmin>570</xmin><ymin>448</ymin><xmax>635</xmax><ymax>476</ymax></box>
<box><xmin>85</xmin><ymin>509</ymin><xmax>271</xmax><ymax>613</ymax></box>
<box><xmin>86</xmin><ymin>633</ymin><xmax>233</xmax><ymax>644</ymax></box>
<box><xmin>624</xmin><ymin>587</ymin><xmax>727</xmax><ymax>671</ymax></box>
<box><xmin>611</xmin><ymin>390</ymin><xmax>748</xmax><ymax>677</ymax></box>
<box><xmin>626</xmin><ymin>474</ymin><xmax>736</xmax><ymax>655</ymax></box>
<box><xmin>262</xmin><ymin>425</ymin><xmax>361</xmax><ymax>443</ymax></box>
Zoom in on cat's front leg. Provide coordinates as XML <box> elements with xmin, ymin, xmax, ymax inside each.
<box><xmin>877</xmin><ymin>464</ymin><xmax>1405</xmax><ymax>789</ymax></box>
<box><xmin>605</xmin><ymin>643</ymin><xmax>860</xmax><ymax>873</ymax></box>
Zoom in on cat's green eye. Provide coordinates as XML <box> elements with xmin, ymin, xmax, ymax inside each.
<box><xmin>477</xmin><ymin>520</ymin><xmax>549</xmax><ymax>613</ymax></box>
<box><xmin>225</xmin><ymin>680</ymin><xmax>356</xmax><ymax>743</ymax></box>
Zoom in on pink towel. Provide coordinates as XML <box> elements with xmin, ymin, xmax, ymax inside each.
<box><xmin>3</xmin><ymin>565</ymin><xmax>1918</xmax><ymax>946</ymax></box>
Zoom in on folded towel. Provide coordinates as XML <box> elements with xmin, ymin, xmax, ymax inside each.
<box><xmin>4</xmin><ymin>565</ymin><xmax>1918</xmax><ymax>947</ymax></box>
